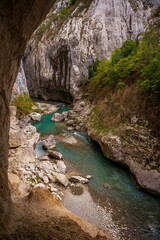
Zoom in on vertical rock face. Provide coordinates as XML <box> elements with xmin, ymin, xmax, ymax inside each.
<box><xmin>0</xmin><ymin>0</ymin><xmax>55</xmax><ymax>232</ymax></box>
<box><xmin>25</xmin><ymin>41</ymin><xmax>73</xmax><ymax>102</ymax></box>
<box><xmin>12</xmin><ymin>61</ymin><xmax>29</xmax><ymax>98</ymax></box>
<box><xmin>24</xmin><ymin>0</ymin><xmax>153</xmax><ymax>101</ymax></box>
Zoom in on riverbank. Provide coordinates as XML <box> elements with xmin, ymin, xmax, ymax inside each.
<box><xmin>8</xmin><ymin>100</ymin><xmax>160</xmax><ymax>240</ymax></box>
<box><xmin>62</xmin><ymin>99</ymin><xmax>160</xmax><ymax>196</ymax></box>
<box><xmin>32</xmin><ymin>103</ymin><xmax>160</xmax><ymax>240</ymax></box>
<box><xmin>7</xmin><ymin>102</ymin><xmax>111</xmax><ymax>239</ymax></box>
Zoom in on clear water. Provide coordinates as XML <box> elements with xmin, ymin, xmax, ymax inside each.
<box><xmin>33</xmin><ymin>103</ymin><xmax>70</xmax><ymax>135</ymax></box>
<box><xmin>34</xmin><ymin>105</ymin><xmax>160</xmax><ymax>240</ymax></box>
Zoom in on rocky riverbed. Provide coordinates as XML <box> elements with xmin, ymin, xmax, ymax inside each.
<box><xmin>8</xmin><ymin>103</ymin><xmax>92</xmax><ymax>200</ymax></box>
<box><xmin>43</xmin><ymin>100</ymin><xmax>160</xmax><ymax>196</ymax></box>
<box><xmin>7</xmin><ymin>102</ymin><xmax>112</xmax><ymax>239</ymax></box>
<box><xmin>8</xmin><ymin>100</ymin><xmax>160</xmax><ymax>240</ymax></box>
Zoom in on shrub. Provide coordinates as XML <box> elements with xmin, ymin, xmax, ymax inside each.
<box><xmin>11</xmin><ymin>94</ymin><xmax>35</xmax><ymax>116</ymax></box>
<box><xmin>111</xmin><ymin>40</ymin><xmax>137</xmax><ymax>65</ymax></box>
<box><xmin>88</xmin><ymin>59</ymin><xmax>109</xmax><ymax>89</ymax></box>
<box><xmin>88</xmin><ymin>58</ymin><xmax>100</xmax><ymax>79</ymax></box>
<box><xmin>59</xmin><ymin>7</ymin><xmax>68</xmax><ymax>16</ymax></box>
<box><xmin>137</xmin><ymin>79</ymin><xmax>152</xmax><ymax>94</ymax></box>
<box><xmin>87</xmin><ymin>25</ymin><xmax>160</xmax><ymax>100</ymax></box>
<box><xmin>117</xmin><ymin>81</ymin><xmax>126</xmax><ymax>89</ymax></box>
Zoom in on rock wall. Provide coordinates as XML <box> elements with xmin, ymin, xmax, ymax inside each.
<box><xmin>88</xmin><ymin>125</ymin><xmax>160</xmax><ymax>196</ymax></box>
<box><xmin>24</xmin><ymin>0</ymin><xmax>153</xmax><ymax>101</ymax></box>
<box><xmin>12</xmin><ymin>61</ymin><xmax>29</xmax><ymax>99</ymax></box>
<box><xmin>0</xmin><ymin>0</ymin><xmax>55</xmax><ymax>232</ymax></box>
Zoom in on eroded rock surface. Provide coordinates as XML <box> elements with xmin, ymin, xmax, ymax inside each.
<box><xmin>88</xmin><ymin>124</ymin><xmax>160</xmax><ymax>195</ymax></box>
<box><xmin>24</xmin><ymin>0</ymin><xmax>152</xmax><ymax>101</ymax></box>
<box><xmin>0</xmin><ymin>0</ymin><xmax>57</xmax><ymax>229</ymax></box>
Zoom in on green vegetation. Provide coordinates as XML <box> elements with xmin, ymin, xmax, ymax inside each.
<box><xmin>27</xmin><ymin>177</ymin><xmax>42</xmax><ymax>184</ymax></box>
<box><xmin>87</xmin><ymin>25</ymin><xmax>160</xmax><ymax>101</ymax></box>
<box><xmin>59</xmin><ymin>7</ymin><xmax>68</xmax><ymax>17</ymax></box>
<box><xmin>11</xmin><ymin>94</ymin><xmax>35</xmax><ymax>116</ymax></box>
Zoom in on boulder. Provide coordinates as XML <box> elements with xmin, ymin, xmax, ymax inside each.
<box><xmin>37</xmin><ymin>161</ymin><xmax>53</xmax><ymax>173</ymax></box>
<box><xmin>38</xmin><ymin>172</ymin><xmax>44</xmax><ymax>179</ymax></box>
<box><xmin>56</xmin><ymin>134</ymin><xmax>77</xmax><ymax>145</ymax></box>
<box><xmin>47</xmin><ymin>173</ymin><xmax>56</xmax><ymax>183</ymax></box>
<box><xmin>51</xmin><ymin>113</ymin><xmax>64</xmax><ymax>122</ymax></box>
<box><xmin>66</xmin><ymin>120</ymin><xmax>75</xmax><ymax>126</ymax></box>
<box><xmin>47</xmin><ymin>150</ymin><xmax>63</xmax><ymax>160</ymax></box>
<box><xmin>34</xmin><ymin>183</ymin><xmax>46</xmax><ymax>188</ymax></box>
<box><xmin>23</xmin><ymin>125</ymin><xmax>40</xmax><ymax>146</ymax></box>
<box><xmin>33</xmin><ymin>102</ymin><xmax>59</xmax><ymax>114</ymax></box>
<box><xmin>38</xmin><ymin>155</ymin><xmax>50</xmax><ymax>161</ymax></box>
<box><xmin>69</xmin><ymin>176</ymin><xmax>89</xmax><ymax>184</ymax></box>
<box><xmin>47</xmin><ymin>174</ymin><xmax>56</xmax><ymax>183</ymax></box>
<box><xmin>41</xmin><ymin>175</ymin><xmax>49</xmax><ymax>184</ymax></box>
<box><xmin>62</xmin><ymin>111</ymin><xmax>69</xmax><ymax>119</ymax></box>
<box><xmin>42</xmin><ymin>141</ymin><xmax>55</xmax><ymax>150</ymax></box>
<box><xmin>49</xmin><ymin>186</ymin><xmax>58</xmax><ymax>193</ymax></box>
<box><xmin>56</xmin><ymin>161</ymin><xmax>67</xmax><ymax>174</ymax></box>
<box><xmin>86</xmin><ymin>175</ymin><xmax>92</xmax><ymax>179</ymax></box>
<box><xmin>55</xmin><ymin>173</ymin><xmax>69</xmax><ymax>187</ymax></box>
<box><xmin>42</xmin><ymin>135</ymin><xmax>56</xmax><ymax>150</ymax></box>
<box><xmin>67</xmin><ymin>127</ymin><xmax>74</xmax><ymax>131</ymax></box>
<box><xmin>68</xmin><ymin>110</ymin><xmax>77</xmax><ymax>118</ymax></box>
<box><xmin>29</xmin><ymin>112</ymin><xmax>41</xmax><ymax>122</ymax></box>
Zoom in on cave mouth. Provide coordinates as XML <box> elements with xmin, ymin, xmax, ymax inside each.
<box><xmin>24</xmin><ymin>43</ymin><xmax>73</xmax><ymax>104</ymax></box>
<box><xmin>32</xmin><ymin>87</ymin><xmax>74</xmax><ymax>104</ymax></box>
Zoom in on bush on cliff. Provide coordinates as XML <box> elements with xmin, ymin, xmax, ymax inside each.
<box><xmin>11</xmin><ymin>94</ymin><xmax>35</xmax><ymax>116</ymax></box>
<box><xmin>87</xmin><ymin>25</ymin><xmax>160</xmax><ymax>100</ymax></box>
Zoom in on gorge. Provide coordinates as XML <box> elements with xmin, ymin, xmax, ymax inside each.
<box><xmin>21</xmin><ymin>0</ymin><xmax>160</xmax><ymax>195</ymax></box>
<box><xmin>1</xmin><ymin>0</ymin><xmax>160</xmax><ymax>239</ymax></box>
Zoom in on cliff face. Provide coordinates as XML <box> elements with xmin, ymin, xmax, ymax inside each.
<box><xmin>24</xmin><ymin>0</ymin><xmax>152</xmax><ymax>101</ymax></box>
<box><xmin>0</xmin><ymin>0</ymin><xmax>56</xmax><ymax>232</ymax></box>
<box><xmin>12</xmin><ymin>61</ymin><xmax>29</xmax><ymax>99</ymax></box>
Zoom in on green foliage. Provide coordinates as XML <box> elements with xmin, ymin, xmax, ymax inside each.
<box><xmin>59</xmin><ymin>7</ymin><xmax>68</xmax><ymax>16</ymax></box>
<box><xmin>11</xmin><ymin>94</ymin><xmax>35</xmax><ymax>116</ymax></box>
<box><xmin>87</xmin><ymin>25</ymin><xmax>160</xmax><ymax>100</ymax></box>
<box><xmin>88</xmin><ymin>59</ymin><xmax>100</xmax><ymax>79</ymax></box>
<box><xmin>137</xmin><ymin>79</ymin><xmax>152</xmax><ymax>94</ymax></box>
<box><xmin>27</xmin><ymin>177</ymin><xmax>42</xmax><ymax>184</ymax></box>
<box><xmin>117</xmin><ymin>81</ymin><xmax>126</xmax><ymax>89</ymax></box>
<box><xmin>87</xmin><ymin>59</ymin><xmax>110</xmax><ymax>88</ymax></box>
<box><xmin>111</xmin><ymin>40</ymin><xmax>138</xmax><ymax>65</ymax></box>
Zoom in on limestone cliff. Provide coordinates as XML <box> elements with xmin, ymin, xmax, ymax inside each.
<box><xmin>12</xmin><ymin>61</ymin><xmax>29</xmax><ymax>99</ymax></box>
<box><xmin>24</xmin><ymin>0</ymin><xmax>153</xmax><ymax>101</ymax></box>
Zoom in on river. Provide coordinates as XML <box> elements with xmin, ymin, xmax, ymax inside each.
<box><xmin>33</xmin><ymin>103</ymin><xmax>160</xmax><ymax>240</ymax></box>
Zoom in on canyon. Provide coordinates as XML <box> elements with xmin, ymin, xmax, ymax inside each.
<box><xmin>1</xmin><ymin>0</ymin><xmax>160</xmax><ymax>239</ymax></box>
<box><xmin>20</xmin><ymin>0</ymin><xmax>160</xmax><ymax>195</ymax></box>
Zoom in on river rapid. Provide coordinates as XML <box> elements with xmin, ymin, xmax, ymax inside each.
<box><xmin>33</xmin><ymin>103</ymin><xmax>160</xmax><ymax>240</ymax></box>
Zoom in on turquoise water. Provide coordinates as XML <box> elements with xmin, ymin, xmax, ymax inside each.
<box><xmin>33</xmin><ymin>104</ymin><xmax>70</xmax><ymax>135</ymax></box>
<box><xmin>34</xmin><ymin>105</ymin><xmax>160</xmax><ymax>240</ymax></box>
